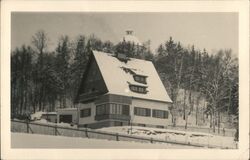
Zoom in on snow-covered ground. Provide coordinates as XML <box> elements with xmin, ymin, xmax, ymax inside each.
<box><xmin>98</xmin><ymin>126</ymin><xmax>237</xmax><ymax>149</ymax></box>
<box><xmin>11</xmin><ymin>133</ymin><xmax>196</xmax><ymax>148</ymax></box>
<box><xmin>12</xmin><ymin>118</ymin><xmax>236</xmax><ymax>148</ymax></box>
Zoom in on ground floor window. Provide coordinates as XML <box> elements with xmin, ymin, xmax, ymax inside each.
<box><xmin>137</xmin><ymin>123</ymin><xmax>146</xmax><ymax>127</ymax></box>
<box><xmin>114</xmin><ymin>121</ymin><xmax>123</xmax><ymax>126</ymax></box>
<box><xmin>96</xmin><ymin>104</ymin><xmax>109</xmax><ymax>115</ymax></box>
<box><xmin>96</xmin><ymin>103</ymin><xmax>130</xmax><ymax>115</ymax></box>
<box><xmin>134</xmin><ymin>107</ymin><xmax>151</xmax><ymax>117</ymax></box>
<box><xmin>152</xmin><ymin>109</ymin><xmax>168</xmax><ymax>119</ymax></box>
<box><xmin>156</xmin><ymin>125</ymin><xmax>164</xmax><ymax>128</ymax></box>
<box><xmin>80</xmin><ymin>108</ymin><xmax>91</xmax><ymax>118</ymax></box>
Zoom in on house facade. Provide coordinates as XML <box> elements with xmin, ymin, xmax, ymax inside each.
<box><xmin>75</xmin><ymin>50</ymin><xmax>172</xmax><ymax>129</ymax></box>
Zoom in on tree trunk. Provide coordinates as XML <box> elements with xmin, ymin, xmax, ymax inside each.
<box><xmin>196</xmin><ymin>104</ymin><xmax>198</xmax><ymax>125</ymax></box>
<box><xmin>185</xmin><ymin>113</ymin><xmax>188</xmax><ymax>129</ymax></box>
<box><xmin>183</xmin><ymin>89</ymin><xmax>186</xmax><ymax>120</ymax></box>
<box><xmin>218</xmin><ymin>111</ymin><xmax>220</xmax><ymax>134</ymax></box>
<box><xmin>210</xmin><ymin>113</ymin><xmax>212</xmax><ymax>128</ymax></box>
<box><xmin>183</xmin><ymin>90</ymin><xmax>188</xmax><ymax>129</ymax></box>
<box><xmin>19</xmin><ymin>80</ymin><xmax>24</xmax><ymax>115</ymax></box>
<box><xmin>39</xmin><ymin>88</ymin><xmax>42</xmax><ymax>111</ymax></box>
<box><xmin>212</xmin><ymin>110</ymin><xmax>216</xmax><ymax>133</ymax></box>
<box><xmin>63</xmin><ymin>93</ymin><xmax>66</xmax><ymax>108</ymax></box>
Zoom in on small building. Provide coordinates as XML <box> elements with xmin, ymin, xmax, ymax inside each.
<box><xmin>74</xmin><ymin>50</ymin><xmax>172</xmax><ymax>129</ymax></box>
<box><xmin>41</xmin><ymin>112</ymin><xmax>57</xmax><ymax>123</ymax></box>
<box><xmin>57</xmin><ymin>108</ymin><xmax>78</xmax><ymax>124</ymax></box>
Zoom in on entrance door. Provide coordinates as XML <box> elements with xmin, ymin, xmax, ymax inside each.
<box><xmin>59</xmin><ymin>115</ymin><xmax>72</xmax><ymax>123</ymax></box>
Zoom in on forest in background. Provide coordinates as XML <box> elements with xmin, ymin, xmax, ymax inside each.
<box><xmin>11</xmin><ymin>30</ymin><xmax>238</xmax><ymax>131</ymax></box>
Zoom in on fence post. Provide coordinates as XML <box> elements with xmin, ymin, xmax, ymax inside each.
<box><xmin>150</xmin><ymin>138</ymin><xmax>153</xmax><ymax>143</ymax></box>
<box><xmin>85</xmin><ymin>128</ymin><xmax>88</xmax><ymax>138</ymax></box>
<box><xmin>55</xmin><ymin>125</ymin><xmax>57</xmax><ymax>136</ymax></box>
<box><xmin>116</xmin><ymin>133</ymin><xmax>119</xmax><ymax>141</ymax></box>
<box><xmin>26</xmin><ymin>121</ymin><xmax>29</xmax><ymax>133</ymax></box>
<box><xmin>207</xmin><ymin>136</ymin><xmax>210</xmax><ymax>148</ymax></box>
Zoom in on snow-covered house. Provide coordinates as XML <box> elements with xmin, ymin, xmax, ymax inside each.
<box><xmin>75</xmin><ymin>50</ymin><xmax>172</xmax><ymax>129</ymax></box>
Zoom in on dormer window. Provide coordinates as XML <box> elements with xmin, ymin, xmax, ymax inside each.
<box><xmin>133</xmin><ymin>75</ymin><xmax>147</xmax><ymax>84</ymax></box>
<box><xmin>129</xmin><ymin>85</ymin><xmax>147</xmax><ymax>94</ymax></box>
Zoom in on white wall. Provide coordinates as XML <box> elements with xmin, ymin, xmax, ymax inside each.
<box><xmin>131</xmin><ymin>98</ymin><xmax>172</xmax><ymax>127</ymax></box>
<box><xmin>77</xmin><ymin>102</ymin><xmax>97</xmax><ymax>125</ymax></box>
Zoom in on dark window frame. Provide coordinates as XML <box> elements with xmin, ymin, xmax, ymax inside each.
<box><xmin>152</xmin><ymin>109</ymin><xmax>168</xmax><ymax>119</ymax></box>
<box><xmin>133</xmin><ymin>75</ymin><xmax>147</xmax><ymax>84</ymax></box>
<box><xmin>96</xmin><ymin>103</ymin><xmax>130</xmax><ymax>116</ymax></box>
<box><xmin>134</xmin><ymin>107</ymin><xmax>151</xmax><ymax>117</ymax></box>
<box><xmin>129</xmin><ymin>85</ymin><xmax>147</xmax><ymax>94</ymax></box>
<box><xmin>80</xmin><ymin>108</ymin><xmax>91</xmax><ymax>118</ymax></box>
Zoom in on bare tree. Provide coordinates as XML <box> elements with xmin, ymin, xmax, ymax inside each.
<box><xmin>201</xmin><ymin>50</ymin><xmax>235</xmax><ymax>132</ymax></box>
<box><xmin>32</xmin><ymin>30</ymin><xmax>49</xmax><ymax>111</ymax></box>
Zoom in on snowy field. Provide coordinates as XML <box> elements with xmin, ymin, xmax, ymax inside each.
<box><xmin>98</xmin><ymin>126</ymin><xmax>237</xmax><ymax>149</ymax></box>
<box><xmin>11</xmin><ymin>133</ymin><xmax>197</xmax><ymax>148</ymax></box>
<box><xmin>12</xmin><ymin>118</ymin><xmax>237</xmax><ymax>149</ymax></box>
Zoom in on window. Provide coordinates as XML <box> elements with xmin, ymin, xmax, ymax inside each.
<box><xmin>122</xmin><ymin>105</ymin><xmax>130</xmax><ymax>115</ymax></box>
<box><xmin>138</xmin><ymin>123</ymin><xmax>146</xmax><ymax>127</ymax></box>
<box><xmin>114</xmin><ymin>121</ymin><xmax>123</xmax><ymax>126</ymax></box>
<box><xmin>96</xmin><ymin>103</ymin><xmax>130</xmax><ymax>116</ymax></box>
<box><xmin>129</xmin><ymin>85</ymin><xmax>147</xmax><ymax>94</ymax></box>
<box><xmin>96</xmin><ymin>104</ymin><xmax>109</xmax><ymax>115</ymax></box>
<box><xmin>59</xmin><ymin>115</ymin><xmax>72</xmax><ymax>123</ymax></box>
<box><xmin>134</xmin><ymin>107</ymin><xmax>151</xmax><ymax>117</ymax></box>
<box><xmin>156</xmin><ymin>125</ymin><xmax>164</xmax><ymax>129</ymax></box>
<box><xmin>110</xmin><ymin>103</ymin><xmax>122</xmax><ymax>114</ymax></box>
<box><xmin>133</xmin><ymin>75</ymin><xmax>147</xmax><ymax>84</ymax></box>
<box><xmin>80</xmin><ymin>108</ymin><xmax>91</xmax><ymax>118</ymax></box>
<box><xmin>152</xmin><ymin>109</ymin><xmax>168</xmax><ymax>119</ymax></box>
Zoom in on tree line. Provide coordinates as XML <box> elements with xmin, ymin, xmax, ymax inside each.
<box><xmin>154</xmin><ymin>37</ymin><xmax>238</xmax><ymax>131</ymax></box>
<box><xmin>11</xmin><ymin>30</ymin><xmax>238</xmax><ymax>131</ymax></box>
<box><xmin>11</xmin><ymin>30</ymin><xmax>153</xmax><ymax>118</ymax></box>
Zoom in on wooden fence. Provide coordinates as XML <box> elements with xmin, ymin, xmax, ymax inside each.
<box><xmin>167</xmin><ymin>125</ymin><xmax>236</xmax><ymax>137</ymax></box>
<box><xmin>11</xmin><ymin>120</ymin><xmax>235</xmax><ymax>149</ymax></box>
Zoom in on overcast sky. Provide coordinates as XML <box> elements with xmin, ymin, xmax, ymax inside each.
<box><xmin>11</xmin><ymin>12</ymin><xmax>238</xmax><ymax>54</ymax></box>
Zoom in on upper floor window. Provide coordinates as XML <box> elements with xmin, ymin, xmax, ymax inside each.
<box><xmin>133</xmin><ymin>75</ymin><xmax>147</xmax><ymax>84</ymax></box>
<box><xmin>129</xmin><ymin>85</ymin><xmax>147</xmax><ymax>94</ymax></box>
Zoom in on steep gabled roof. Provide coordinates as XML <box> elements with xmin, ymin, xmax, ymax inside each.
<box><xmin>92</xmin><ymin>50</ymin><xmax>172</xmax><ymax>103</ymax></box>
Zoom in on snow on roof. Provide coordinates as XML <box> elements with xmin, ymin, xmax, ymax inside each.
<box><xmin>92</xmin><ymin>50</ymin><xmax>172</xmax><ymax>103</ymax></box>
<box><xmin>30</xmin><ymin>111</ymin><xmax>44</xmax><ymax>120</ymax></box>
